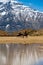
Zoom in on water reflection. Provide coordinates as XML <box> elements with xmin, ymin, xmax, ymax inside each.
<box><xmin>0</xmin><ymin>44</ymin><xmax>43</xmax><ymax>65</ymax></box>
<box><xmin>34</xmin><ymin>59</ymin><xmax>43</xmax><ymax>65</ymax></box>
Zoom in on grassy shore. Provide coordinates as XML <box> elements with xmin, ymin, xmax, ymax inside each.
<box><xmin>0</xmin><ymin>36</ymin><xmax>43</xmax><ymax>44</ymax></box>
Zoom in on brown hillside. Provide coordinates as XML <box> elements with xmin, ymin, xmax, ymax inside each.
<box><xmin>0</xmin><ymin>29</ymin><xmax>43</xmax><ymax>36</ymax></box>
<box><xmin>0</xmin><ymin>30</ymin><xmax>9</xmax><ymax>36</ymax></box>
<box><xmin>12</xmin><ymin>29</ymin><xmax>43</xmax><ymax>36</ymax></box>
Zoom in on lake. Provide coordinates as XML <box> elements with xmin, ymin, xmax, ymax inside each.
<box><xmin>0</xmin><ymin>43</ymin><xmax>43</xmax><ymax>65</ymax></box>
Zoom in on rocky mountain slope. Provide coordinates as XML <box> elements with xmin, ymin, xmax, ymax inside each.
<box><xmin>0</xmin><ymin>0</ymin><xmax>43</xmax><ymax>32</ymax></box>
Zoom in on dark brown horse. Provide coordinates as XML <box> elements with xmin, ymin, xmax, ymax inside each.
<box><xmin>17</xmin><ymin>31</ymin><xmax>28</xmax><ymax>37</ymax></box>
<box><xmin>17</xmin><ymin>32</ymin><xmax>23</xmax><ymax>36</ymax></box>
<box><xmin>23</xmin><ymin>31</ymin><xmax>28</xmax><ymax>37</ymax></box>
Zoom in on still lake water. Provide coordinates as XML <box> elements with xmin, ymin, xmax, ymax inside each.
<box><xmin>0</xmin><ymin>44</ymin><xmax>43</xmax><ymax>65</ymax></box>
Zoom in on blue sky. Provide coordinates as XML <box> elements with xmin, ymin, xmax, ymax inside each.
<box><xmin>0</xmin><ymin>0</ymin><xmax>43</xmax><ymax>11</ymax></box>
<box><xmin>18</xmin><ymin>0</ymin><xmax>43</xmax><ymax>11</ymax></box>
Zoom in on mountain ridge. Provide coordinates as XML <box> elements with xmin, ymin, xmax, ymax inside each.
<box><xmin>0</xmin><ymin>0</ymin><xmax>43</xmax><ymax>32</ymax></box>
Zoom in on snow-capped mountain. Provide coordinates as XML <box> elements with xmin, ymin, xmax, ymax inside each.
<box><xmin>0</xmin><ymin>0</ymin><xmax>43</xmax><ymax>32</ymax></box>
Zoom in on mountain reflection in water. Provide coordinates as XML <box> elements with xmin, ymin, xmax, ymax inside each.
<box><xmin>0</xmin><ymin>44</ymin><xmax>43</xmax><ymax>65</ymax></box>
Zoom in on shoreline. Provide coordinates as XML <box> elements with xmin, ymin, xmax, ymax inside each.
<box><xmin>0</xmin><ymin>36</ymin><xmax>43</xmax><ymax>44</ymax></box>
